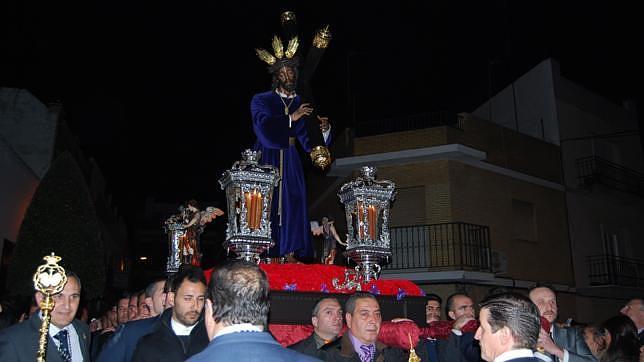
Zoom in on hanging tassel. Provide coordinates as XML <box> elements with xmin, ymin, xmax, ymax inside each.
<box><xmin>408</xmin><ymin>333</ymin><xmax>421</xmax><ymax>362</ymax></box>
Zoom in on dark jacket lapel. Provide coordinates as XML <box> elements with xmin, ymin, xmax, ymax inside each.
<box><xmin>72</xmin><ymin>319</ymin><xmax>91</xmax><ymax>361</ymax></box>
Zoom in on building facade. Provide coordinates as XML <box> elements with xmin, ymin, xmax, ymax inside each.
<box><xmin>308</xmin><ymin>59</ymin><xmax>642</xmax><ymax>323</ymax></box>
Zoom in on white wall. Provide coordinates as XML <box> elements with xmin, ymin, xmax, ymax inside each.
<box><xmin>0</xmin><ymin>88</ymin><xmax>56</xmax><ymax>179</ymax></box>
<box><xmin>472</xmin><ymin>58</ymin><xmax>644</xmax><ymax>293</ymax></box>
<box><xmin>473</xmin><ymin>58</ymin><xmax>560</xmax><ymax>145</ymax></box>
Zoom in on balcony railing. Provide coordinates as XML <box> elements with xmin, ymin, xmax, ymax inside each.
<box><xmin>587</xmin><ymin>255</ymin><xmax>644</xmax><ymax>288</ymax></box>
<box><xmin>355</xmin><ymin>111</ymin><xmax>462</xmax><ymax>137</ymax></box>
<box><xmin>576</xmin><ymin>156</ymin><xmax>644</xmax><ymax>197</ymax></box>
<box><xmin>383</xmin><ymin>222</ymin><xmax>491</xmax><ymax>272</ymax></box>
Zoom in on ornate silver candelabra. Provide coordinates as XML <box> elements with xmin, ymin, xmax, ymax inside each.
<box><xmin>219</xmin><ymin>150</ymin><xmax>280</xmax><ymax>262</ymax></box>
<box><xmin>333</xmin><ymin>166</ymin><xmax>396</xmax><ymax>290</ymax></box>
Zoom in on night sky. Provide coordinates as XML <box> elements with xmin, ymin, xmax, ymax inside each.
<box><xmin>2</xmin><ymin>1</ymin><xmax>642</xmax><ymax>225</ymax></box>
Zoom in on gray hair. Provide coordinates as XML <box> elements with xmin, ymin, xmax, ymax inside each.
<box><xmin>208</xmin><ymin>261</ymin><xmax>270</xmax><ymax>327</ymax></box>
<box><xmin>479</xmin><ymin>293</ymin><xmax>540</xmax><ymax>349</ymax></box>
<box><xmin>345</xmin><ymin>292</ymin><xmax>377</xmax><ymax>315</ymax></box>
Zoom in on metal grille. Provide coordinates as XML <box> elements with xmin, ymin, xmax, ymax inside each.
<box><xmin>587</xmin><ymin>254</ymin><xmax>644</xmax><ymax>287</ymax></box>
<box><xmin>384</xmin><ymin>222</ymin><xmax>491</xmax><ymax>272</ymax></box>
<box><xmin>576</xmin><ymin>156</ymin><xmax>644</xmax><ymax>197</ymax></box>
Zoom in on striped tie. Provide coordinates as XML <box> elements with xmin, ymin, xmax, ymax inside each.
<box><xmin>360</xmin><ymin>343</ymin><xmax>375</xmax><ymax>362</ymax></box>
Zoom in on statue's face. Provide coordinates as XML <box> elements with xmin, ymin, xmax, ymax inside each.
<box><xmin>277</xmin><ymin>66</ymin><xmax>297</xmax><ymax>92</ymax></box>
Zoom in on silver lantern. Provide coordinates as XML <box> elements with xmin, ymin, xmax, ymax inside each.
<box><xmin>164</xmin><ymin>219</ymin><xmax>185</xmax><ymax>274</ymax></box>
<box><xmin>219</xmin><ymin>150</ymin><xmax>280</xmax><ymax>262</ymax></box>
<box><xmin>334</xmin><ymin>166</ymin><xmax>396</xmax><ymax>288</ymax></box>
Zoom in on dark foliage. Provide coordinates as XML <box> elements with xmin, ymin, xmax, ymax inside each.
<box><xmin>7</xmin><ymin>151</ymin><xmax>105</xmax><ymax>299</ymax></box>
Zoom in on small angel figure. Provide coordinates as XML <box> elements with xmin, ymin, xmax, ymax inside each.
<box><xmin>179</xmin><ymin>200</ymin><xmax>224</xmax><ymax>266</ymax></box>
<box><xmin>311</xmin><ymin>217</ymin><xmax>347</xmax><ymax>264</ymax></box>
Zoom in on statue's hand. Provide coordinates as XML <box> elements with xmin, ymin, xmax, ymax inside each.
<box><xmin>292</xmin><ymin>103</ymin><xmax>313</xmax><ymax>121</ymax></box>
<box><xmin>318</xmin><ymin>115</ymin><xmax>330</xmax><ymax>132</ymax></box>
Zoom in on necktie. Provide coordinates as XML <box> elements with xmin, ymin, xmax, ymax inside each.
<box><xmin>54</xmin><ymin>329</ymin><xmax>72</xmax><ymax>362</ymax></box>
<box><xmin>360</xmin><ymin>344</ymin><xmax>375</xmax><ymax>362</ymax></box>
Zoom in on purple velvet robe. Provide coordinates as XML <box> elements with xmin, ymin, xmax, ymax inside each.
<box><xmin>250</xmin><ymin>90</ymin><xmax>313</xmax><ymax>257</ymax></box>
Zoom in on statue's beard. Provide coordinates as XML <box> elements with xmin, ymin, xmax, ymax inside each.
<box><xmin>280</xmin><ymin>80</ymin><xmax>296</xmax><ymax>93</ymax></box>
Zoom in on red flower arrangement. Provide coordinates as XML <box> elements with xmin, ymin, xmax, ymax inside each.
<box><xmin>205</xmin><ymin>264</ymin><xmax>423</xmax><ymax>296</ymax></box>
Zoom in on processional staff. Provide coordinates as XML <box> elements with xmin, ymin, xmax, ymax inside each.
<box><xmin>33</xmin><ymin>252</ymin><xmax>68</xmax><ymax>362</ymax></box>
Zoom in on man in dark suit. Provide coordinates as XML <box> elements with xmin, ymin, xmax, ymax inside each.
<box><xmin>620</xmin><ymin>298</ymin><xmax>644</xmax><ymax>346</ymax></box>
<box><xmin>439</xmin><ymin>293</ymin><xmax>481</xmax><ymax>362</ymax></box>
<box><xmin>0</xmin><ymin>272</ymin><xmax>90</xmax><ymax>362</ymax></box>
<box><xmin>474</xmin><ymin>293</ymin><xmax>541</xmax><ymax>362</ymax></box>
<box><xmin>325</xmin><ymin>292</ymin><xmax>410</xmax><ymax>362</ymax></box>
<box><xmin>187</xmin><ymin>261</ymin><xmax>318</xmax><ymax>361</ymax></box>
<box><xmin>289</xmin><ymin>297</ymin><xmax>343</xmax><ymax>359</ymax></box>
<box><xmin>424</xmin><ymin>294</ymin><xmax>443</xmax><ymax>362</ymax></box>
<box><xmin>132</xmin><ymin>266</ymin><xmax>209</xmax><ymax>362</ymax></box>
<box><xmin>528</xmin><ymin>286</ymin><xmax>595</xmax><ymax>362</ymax></box>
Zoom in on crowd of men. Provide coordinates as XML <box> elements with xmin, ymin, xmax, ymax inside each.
<box><xmin>1</xmin><ymin>263</ymin><xmax>643</xmax><ymax>362</ymax></box>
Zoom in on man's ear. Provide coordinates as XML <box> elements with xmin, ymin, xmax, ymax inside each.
<box><xmin>448</xmin><ymin>311</ymin><xmax>456</xmax><ymax>320</ymax></box>
<box><xmin>144</xmin><ymin>297</ymin><xmax>153</xmax><ymax>309</ymax></box>
<box><xmin>312</xmin><ymin>316</ymin><xmax>319</xmax><ymax>329</ymax></box>
<box><xmin>167</xmin><ymin>292</ymin><xmax>176</xmax><ymax>307</ymax></box>
<box><xmin>34</xmin><ymin>292</ymin><xmax>44</xmax><ymax>307</ymax></box>
<box><xmin>345</xmin><ymin>313</ymin><xmax>352</xmax><ymax>327</ymax></box>
<box><xmin>498</xmin><ymin>326</ymin><xmax>512</xmax><ymax>346</ymax></box>
<box><xmin>204</xmin><ymin>299</ymin><xmax>216</xmax><ymax>340</ymax></box>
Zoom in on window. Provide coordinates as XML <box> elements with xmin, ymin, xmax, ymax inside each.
<box><xmin>512</xmin><ymin>199</ymin><xmax>536</xmax><ymax>241</ymax></box>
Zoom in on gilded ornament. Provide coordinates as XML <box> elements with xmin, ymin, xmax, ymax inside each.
<box><xmin>312</xmin><ymin>25</ymin><xmax>332</xmax><ymax>49</ymax></box>
<box><xmin>310</xmin><ymin>145</ymin><xmax>331</xmax><ymax>169</ymax></box>
<box><xmin>280</xmin><ymin>11</ymin><xmax>296</xmax><ymax>25</ymax></box>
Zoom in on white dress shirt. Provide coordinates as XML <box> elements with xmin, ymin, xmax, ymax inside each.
<box><xmin>494</xmin><ymin>348</ymin><xmax>535</xmax><ymax>362</ymax></box>
<box><xmin>171</xmin><ymin>318</ymin><xmax>197</xmax><ymax>336</ymax></box>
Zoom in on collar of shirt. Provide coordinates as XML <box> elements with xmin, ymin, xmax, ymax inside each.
<box><xmin>494</xmin><ymin>348</ymin><xmax>535</xmax><ymax>362</ymax></box>
<box><xmin>48</xmin><ymin>320</ymin><xmax>64</xmax><ymax>338</ymax></box>
<box><xmin>275</xmin><ymin>90</ymin><xmax>297</xmax><ymax>99</ymax></box>
<box><xmin>313</xmin><ymin>332</ymin><xmax>337</xmax><ymax>349</ymax></box>
<box><xmin>213</xmin><ymin>323</ymin><xmax>263</xmax><ymax>340</ymax></box>
<box><xmin>348</xmin><ymin>332</ymin><xmax>374</xmax><ymax>359</ymax></box>
<box><xmin>38</xmin><ymin>311</ymin><xmax>68</xmax><ymax>339</ymax></box>
<box><xmin>170</xmin><ymin>318</ymin><xmax>197</xmax><ymax>336</ymax></box>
